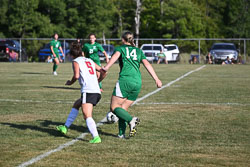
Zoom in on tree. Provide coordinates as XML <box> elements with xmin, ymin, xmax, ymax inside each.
<box><xmin>134</xmin><ymin>0</ymin><xmax>142</xmax><ymax>47</ymax></box>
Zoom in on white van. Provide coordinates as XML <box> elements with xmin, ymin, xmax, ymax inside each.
<box><xmin>140</xmin><ymin>44</ymin><xmax>164</xmax><ymax>62</ymax></box>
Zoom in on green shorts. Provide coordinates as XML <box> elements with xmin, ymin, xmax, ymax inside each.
<box><xmin>52</xmin><ymin>53</ymin><xmax>59</xmax><ymax>60</ymax></box>
<box><xmin>112</xmin><ymin>79</ymin><xmax>141</xmax><ymax>101</ymax></box>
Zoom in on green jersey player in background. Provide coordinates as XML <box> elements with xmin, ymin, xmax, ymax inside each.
<box><xmin>50</xmin><ymin>33</ymin><xmax>65</xmax><ymax>76</ymax></box>
<box><xmin>82</xmin><ymin>33</ymin><xmax>109</xmax><ymax>91</ymax></box>
<box><xmin>103</xmin><ymin>32</ymin><xmax>162</xmax><ymax>138</ymax></box>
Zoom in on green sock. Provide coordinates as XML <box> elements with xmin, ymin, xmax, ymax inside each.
<box><xmin>99</xmin><ymin>82</ymin><xmax>102</xmax><ymax>89</ymax></box>
<box><xmin>118</xmin><ymin>119</ymin><xmax>127</xmax><ymax>135</ymax></box>
<box><xmin>53</xmin><ymin>63</ymin><xmax>58</xmax><ymax>72</ymax></box>
<box><xmin>114</xmin><ymin>107</ymin><xmax>133</xmax><ymax>123</ymax></box>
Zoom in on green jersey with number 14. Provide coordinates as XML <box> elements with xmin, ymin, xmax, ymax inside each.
<box><xmin>115</xmin><ymin>44</ymin><xmax>146</xmax><ymax>82</ymax></box>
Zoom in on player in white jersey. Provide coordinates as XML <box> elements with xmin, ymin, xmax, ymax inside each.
<box><xmin>56</xmin><ymin>41</ymin><xmax>107</xmax><ymax>144</ymax></box>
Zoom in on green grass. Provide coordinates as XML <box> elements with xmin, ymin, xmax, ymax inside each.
<box><xmin>0</xmin><ymin>63</ymin><xmax>250</xmax><ymax>167</ymax></box>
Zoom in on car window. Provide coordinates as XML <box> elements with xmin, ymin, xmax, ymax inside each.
<box><xmin>142</xmin><ymin>46</ymin><xmax>152</xmax><ymax>50</ymax></box>
<box><xmin>153</xmin><ymin>46</ymin><xmax>162</xmax><ymax>50</ymax></box>
<box><xmin>212</xmin><ymin>44</ymin><xmax>236</xmax><ymax>50</ymax></box>
<box><xmin>0</xmin><ymin>41</ymin><xmax>7</xmax><ymax>45</ymax></box>
<box><xmin>142</xmin><ymin>45</ymin><xmax>162</xmax><ymax>50</ymax></box>
<box><xmin>165</xmin><ymin>46</ymin><xmax>176</xmax><ymax>51</ymax></box>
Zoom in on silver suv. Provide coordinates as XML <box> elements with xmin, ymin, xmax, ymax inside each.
<box><xmin>209</xmin><ymin>43</ymin><xmax>238</xmax><ymax>64</ymax></box>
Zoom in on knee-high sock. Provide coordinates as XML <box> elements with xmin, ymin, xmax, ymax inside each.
<box><xmin>64</xmin><ymin>108</ymin><xmax>79</xmax><ymax>128</ymax></box>
<box><xmin>53</xmin><ymin>63</ymin><xmax>58</xmax><ymax>72</ymax></box>
<box><xmin>114</xmin><ymin>107</ymin><xmax>133</xmax><ymax>123</ymax></box>
<box><xmin>118</xmin><ymin>119</ymin><xmax>127</xmax><ymax>135</ymax></box>
<box><xmin>86</xmin><ymin>117</ymin><xmax>99</xmax><ymax>138</ymax></box>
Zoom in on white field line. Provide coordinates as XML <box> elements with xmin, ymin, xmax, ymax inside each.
<box><xmin>17</xmin><ymin>65</ymin><xmax>206</xmax><ymax>167</ymax></box>
<box><xmin>1</xmin><ymin>99</ymin><xmax>248</xmax><ymax>107</ymax></box>
<box><xmin>136</xmin><ymin>102</ymin><xmax>250</xmax><ymax>106</ymax></box>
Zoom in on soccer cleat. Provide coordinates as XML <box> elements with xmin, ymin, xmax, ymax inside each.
<box><xmin>53</xmin><ymin>71</ymin><xmax>57</xmax><ymax>76</ymax></box>
<box><xmin>129</xmin><ymin>117</ymin><xmax>140</xmax><ymax>137</ymax></box>
<box><xmin>56</xmin><ymin>125</ymin><xmax>67</xmax><ymax>135</ymax></box>
<box><xmin>118</xmin><ymin>134</ymin><xmax>125</xmax><ymax>139</ymax></box>
<box><xmin>89</xmin><ymin>136</ymin><xmax>101</xmax><ymax>143</ymax></box>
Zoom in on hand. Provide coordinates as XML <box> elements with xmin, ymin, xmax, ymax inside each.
<box><xmin>65</xmin><ymin>80</ymin><xmax>72</xmax><ymax>85</ymax></box>
<box><xmin>98</xmin><ymin>68</ymin><xmax>107</xmax><ymax>82</ymax></box>
<box><xmin>155</xmin><ymin>79</ymin><xmax>162</xmax><ymax>88</ymax></box>
<box><xmin>60</xmin><ymin>59</ymin><xmax>63</xmax><ymax>63</ymax></box>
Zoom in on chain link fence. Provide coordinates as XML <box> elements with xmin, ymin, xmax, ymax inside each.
<box><xmin>1</xmin><ymin>38</ymin><xmax>249</xmax><ymax>64</ymax></box>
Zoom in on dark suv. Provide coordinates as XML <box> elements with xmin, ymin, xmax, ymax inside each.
<box><xmin>209</xmin><ymin>43</ymin><xmax>238</xmax><ymax>64</ymax></box>
<box><xmin>0</xmin><ymin>39</ymin><xmax>26</xmax><ymax>61</ymax></box>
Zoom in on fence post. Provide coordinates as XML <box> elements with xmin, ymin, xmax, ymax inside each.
<box><xmin>63</xmin><ymin>40</ymin><xmax>66</xmax><ymax>63</ymax></box>
<box><xmin>198</xmin><ymin>39</ymin><xmax>200</xmax><ymax>57</ymax></box>
<box><xmin>19</xmin><ymin>38</ymin><xmax>22</xmax><ymax>62</ymax></box>
<box><xmin>244</xmin><ymin>39</ymin><xmax>246</xmax><ymax>63</ymax></box>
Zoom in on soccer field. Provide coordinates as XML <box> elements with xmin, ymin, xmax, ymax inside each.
<box><xmin>0</xmin><ymin>63</ymin><xmax>249</xmax><ymax>167</ymax></box>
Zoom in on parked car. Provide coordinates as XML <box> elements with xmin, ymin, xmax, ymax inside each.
<box><xmin>140</xmin><ymin>44</ymin><xmax>164</xmax><ymax>62</ymax></box>
<box><xmin>209</xmin><ymin>43</ymin><xmax>238</xmax><ymax>64</ymax></box>
<box><xmin>99</xmin><ymin>44</ymin><xmax>115</xmax><ymax>62</ymax></box>
<box><xmin>0</xmin><ymin>39</ymin><xmax>26</xmax><ymax>61</ymax></box>
<box><xmin>38</xmin><ymin>42</ymin><xmax>70</xmax><ymax>62</ymax></box>
<box><xmin>164</xmin><ymin>44</ymin><xmax>180</xmax><ymax>62</ymax></box>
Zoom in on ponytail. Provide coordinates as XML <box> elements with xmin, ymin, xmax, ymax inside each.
<box><xmin>122</xmin><ymin>31</ymin><xmax>135</xmax><ymax>47</ymax></box>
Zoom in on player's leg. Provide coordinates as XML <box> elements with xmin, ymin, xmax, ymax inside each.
<box><xmin>82</xmin><ymin>93</ymin><xmax>101</xmax><ymax>143</ymax></box>
<box><xmin>56</xmin><ymin>98</ymin><xmax>81</xmax><ymax>134</ymax></box>
<box><xmin>53</xmin><ymin>55</ymin><xmax>60</xmax><ymax>75</ymax></box>
<box><xmin>82</xmin><ymin>103</ymin><xmax>101</xmax><ymax>143</ymax></box>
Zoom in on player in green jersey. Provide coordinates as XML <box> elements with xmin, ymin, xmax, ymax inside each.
<box><xmin>102</xmin><ymin>32</ymin><xmax>162</xmax><ymax>138</ymax></box>
<box><xmin>82</xmin><ymin>33</ymin><xmax>109</xmax><ymax>91</ymax></box>
<box><xmin>50</xmin><ymin>33</ymin><xmax>65</xmax><ymax>76</ymax></box>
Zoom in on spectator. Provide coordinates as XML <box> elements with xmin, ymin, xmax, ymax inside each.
<box><xmin>222</xmin><ymin>56</ymin><xmax>234</xmax><ymax>65</ymax></box>
<box><xmin>9</xmin><ymin>50</ymin><xmax>19</xmax><ymax>62</ymax></box>
<box><xmin>238</xmin><ymin>56</ymin><xmax>245</xmax><ymax>64</ymax></box>
<box><xmin>189</xmin><ymin>55</ymin><xmax>198</xmax><ymax>64</ymax></box>
<box><xmin>157</xmin><ymin>50</ymin><xmax>168</xmax><ymax>64</ymax></box>
<box><xmin>206</xmin><ymin>53</ymin><xmax>213</xmax><ymax>64</ymax></box>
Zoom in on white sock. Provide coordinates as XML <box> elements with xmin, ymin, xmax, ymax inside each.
<box><xmin>65</xmin><ymin>108</ymin><xmax>79</xmax><ymax>128</ymax></box>
<box><xmin>86</xmin><ymin>117</ymin><xmax>99</xmax><ymax>138</ymax></box>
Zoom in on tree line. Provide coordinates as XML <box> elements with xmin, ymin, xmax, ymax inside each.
<box><xmin>0</xmin><ymin>0</ymin><xmax>249</xmax><ymax>60</ymax></box>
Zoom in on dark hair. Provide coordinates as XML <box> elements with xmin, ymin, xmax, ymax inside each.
<box><xmin>88</xmin><ymin>33</ymin><xmax>96</xmax><ymax>38</ymax></box>
<box><xmin>70</xmin><ymin>41</ymin><xmax>82</xmax><ymax>58</ymax></box>
<box><xmin>52</xmin><ymin>33</ymin><xmax>58</xmax><ymax>38</ymax></box>
<box><xmin>122</xmin><ymin>31</ymin><xmax>135</xmax><ymax>47</ymax></box>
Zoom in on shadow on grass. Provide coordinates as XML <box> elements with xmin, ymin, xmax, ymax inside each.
<box><xmin>43</xmin><ymin>86</ymin><xmax>79</xmax><ymax>90</ymax></box>
<box><xmin>22</xmin><ymin>72</ymin><xmax>48</xmax><ymax>75</ymax></box>
<box><xmin>0</xmin><ymin>119</ymin><xmax>117</xmax><ymax>139</ymax></box>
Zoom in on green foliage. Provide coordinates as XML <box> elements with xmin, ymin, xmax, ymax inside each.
<box><xmin>0</xmin><ymin>0</ymin><xmax>249</xmax><ymax>59</ymax></box>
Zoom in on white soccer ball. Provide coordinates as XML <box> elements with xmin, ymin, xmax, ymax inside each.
<box><xmin>106</xmin><ymin>111</ymin><xmax>119</xmax><ymax>123</ymax></box>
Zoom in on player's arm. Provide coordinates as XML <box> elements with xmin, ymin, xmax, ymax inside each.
<box><xmin>142</xmin><ymin>59</ymin><xmax>162</xmax><ymax>88</ymax></box>
<box><xmin>95</xmin><ymin>63</ymin><xmax>107</xmax><ymax>82</ymax></box>
<box><xmin>103</xmin><ymin>51</ymin><xmax>109</xmax><ymax>63</ymax></box>
<box><xmin>102</xmin><ymin>51</ymin><xmax>120</xmax><ymax>71</ymax></box>
<box><xmin>59</xmin><ymin>46</ymin><xmax>64</xmax><ymax>62</ymax></box>
<box><xmin>65</xmin><ymin>61</ymin><xmax>79</xmax><ymax>85</ymax></box>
